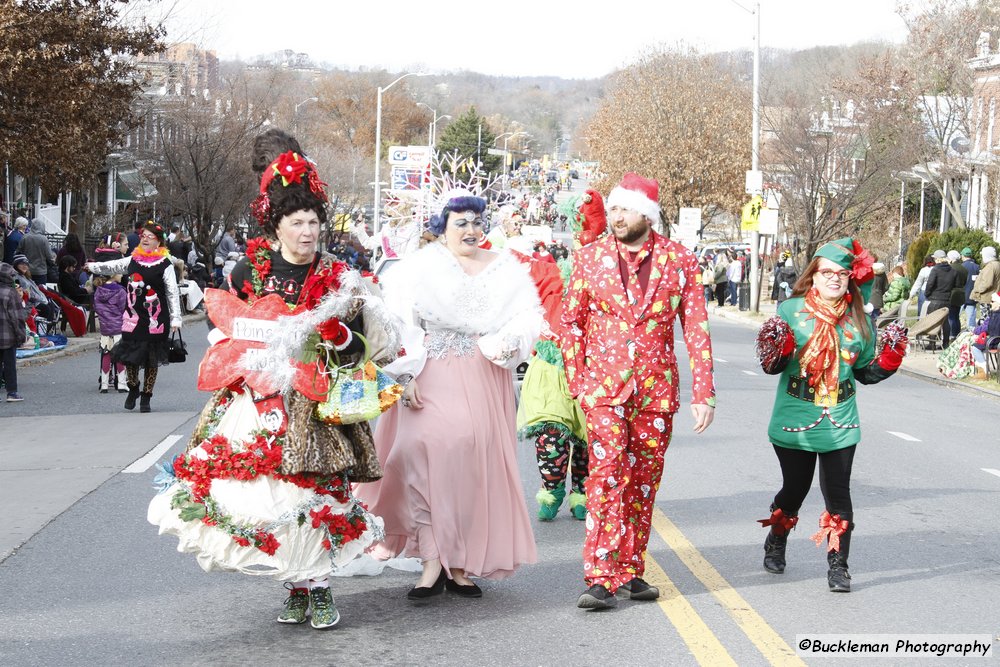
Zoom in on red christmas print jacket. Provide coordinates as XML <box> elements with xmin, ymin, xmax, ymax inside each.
<box><xmin>561</xmin><ymin>231</ymin><xmax>716</xmax><ymax>413</ymax></box>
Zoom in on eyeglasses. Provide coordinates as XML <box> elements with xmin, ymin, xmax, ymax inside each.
<box><xmin>140</xmin><ymin>233</ymin><xmax>159</xmax><ymax>241</ymax></box>
<box><xmin>817</xmin><ymin>269</ymin><xmax>851</xmax><ymax>281</ymax></box>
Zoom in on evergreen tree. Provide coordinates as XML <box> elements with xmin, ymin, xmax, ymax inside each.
<box><xmin>435</xmin><ymin>106</ymin><xmax>501</xmax><ymax>182</ymax></box>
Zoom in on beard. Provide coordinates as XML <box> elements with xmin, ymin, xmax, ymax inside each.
<box><xmin>613</xmin><ymin>222</ymin><xmax>649</xmax><ymax>245</ymax></box>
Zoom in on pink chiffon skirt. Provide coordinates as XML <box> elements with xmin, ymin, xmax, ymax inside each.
<box><xmin>356</xmin><ymin>349</ymin><xmax>537</xmax><ymax>580</ymax></box>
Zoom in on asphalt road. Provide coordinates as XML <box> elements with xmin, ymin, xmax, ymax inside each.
<box><xmin>1</xmin><ymin>298</ymin><xmax>999</xmax><ymax>666</ymax></box>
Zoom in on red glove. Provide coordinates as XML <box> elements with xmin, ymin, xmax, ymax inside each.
<box><xmin>875</xmin><ymin>321</ymin><xmax>908</xmax><ymax>372</ymax></box>
<box><xmin>578</xmin><ymin>189</ymin><xmax>607</xmax><ymax>246</ymax></box>
<box><xmin>756</xmin><ymin>316</ymin><xmax>795</xmax><ymax>374</ymax></box>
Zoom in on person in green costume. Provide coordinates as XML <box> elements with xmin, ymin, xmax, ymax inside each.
<box><xmin>517</xmin><ymin>189</ymin><xmax>607</xmax><ymax>521</ymax></box>
<box><xmin>754</xmin><ymin>237</ymin><xmax>909</xmax><ymax>593</ymax></box>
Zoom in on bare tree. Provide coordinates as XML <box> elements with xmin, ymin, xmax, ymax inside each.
<box><xmin>898</xmin><ymin>0</ymin><xmax>1000</xmax><ymax>229</ymax></box>
<box><xmin>147</xmin><ymin>71</ymin><xmax>275</xmax><ymax>261</ymax></box>
<box><xmin>585</xmin><ymin>47</ymin><xmax>751</xmax><ymax>236</ymax></box>
<box><xmin>764</xmin><ymin>53</ymin><xmax>924</xmax><ymax>257</ymax></box>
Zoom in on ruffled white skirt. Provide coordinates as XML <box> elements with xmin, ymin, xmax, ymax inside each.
<box><xmin>148</xmin><ymin>390</ymin><xmax>383</xmax><ymax>581</ymax></box>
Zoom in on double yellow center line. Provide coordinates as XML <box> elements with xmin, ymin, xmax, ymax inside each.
<box><xmin>643</xmin><ymin>507</ymin><xmax>806</xmax><ymax>666</ymax></box>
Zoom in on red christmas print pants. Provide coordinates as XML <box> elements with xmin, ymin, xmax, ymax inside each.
<box><xmin>582</xmin><ymin>404</ymin><xmax>673</xmax><ymax>592</ymax></box>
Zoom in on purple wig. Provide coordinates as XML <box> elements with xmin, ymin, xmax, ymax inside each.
<box><xmin>428</xmin><ymin>195</ymin><xmax>487</xmax><ymax>235</ymax></box>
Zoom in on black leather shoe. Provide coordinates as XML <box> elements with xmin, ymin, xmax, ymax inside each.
<box><xmin>577</xmin><ymin>584</ymin><xmax>617</xmax><ymax>610</ymax></box>
<box><xmin>407</xmin><ymin>570</ymin><xmax>446</xmax><ymax>603</ymax></box>
<box><xmin>618</xmin><ymin>577</ymin><xmax>659</xmax><ymax>601</ymax></box>
<box><xmin>139</xmin><ymin>393</ymin><xmax>152</xmax><ymax>413</ymax></box>
<box><xmin>445</xmin><ymin>578</ymin><xmax>482</xmax><ymax>598</ymax></box>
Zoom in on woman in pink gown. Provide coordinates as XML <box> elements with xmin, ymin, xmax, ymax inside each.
<box><xmin>356</xmin><ymin>191</ymin><xmax>542</xmax><ymax>602</ymax></box>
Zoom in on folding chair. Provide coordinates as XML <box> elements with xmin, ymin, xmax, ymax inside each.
<box><xmin>909</xmin><ymin>307</ymin><xmax>949</xmax><ymax>351</ymax></box>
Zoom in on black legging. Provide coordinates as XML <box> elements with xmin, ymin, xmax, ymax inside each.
<box><xmin>771</xmin><ymin>444</ymin><xmax>856</xmax><ymax>519</ymax></box>
<box><xmin>714</xmin><ymin>283</ymin><xmax>727</xmax><ymax>307</ymax></box>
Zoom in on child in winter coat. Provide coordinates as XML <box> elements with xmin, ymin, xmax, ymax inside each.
<box><xmin>0</xmin><ymin>262</ymin><xmax>28</xmax><ymax>401</ymax></box>
<box><xmin>971</xmin><ymin>291</ymin><xmax>1000</xmax><ymax>378</ymax></box>
<box><xmin>93</xmin><ymin>274</ymin><xmax>128</xmax><ymax>393</ymax></box>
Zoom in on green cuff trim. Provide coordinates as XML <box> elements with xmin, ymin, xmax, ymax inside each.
<box><xmin>533</xmin><ymin>339</ymin><xmax>564</xmax><ymax>368</ymax></box>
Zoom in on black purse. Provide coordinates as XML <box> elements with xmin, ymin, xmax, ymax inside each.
<box><xmin>168</xmin><ymin>330</ymin><xmax>188</xmax><ymax>363</ymax></box>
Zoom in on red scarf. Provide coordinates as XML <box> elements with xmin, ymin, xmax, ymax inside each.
<box><xmin>799</xmin><ymin>287</ymin><xmax>847</xmax><ymax>404</ymax></box>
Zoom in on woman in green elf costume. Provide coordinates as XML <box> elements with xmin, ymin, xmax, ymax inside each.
<box><xmin>754</xmin><ymin>238</ymin><xmax>908</xmax><ymax>593</ymax></box>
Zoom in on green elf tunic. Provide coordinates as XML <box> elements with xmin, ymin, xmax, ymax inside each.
<box><xmin>767</xmin><ymin>296</ymin><xmax>876</xmax><ymax>453</ymax></box>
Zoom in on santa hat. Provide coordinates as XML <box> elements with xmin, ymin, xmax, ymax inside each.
<box><xmin>606</xmin><ymin>172</ymin><xmax>661</xmax><ymax>224</ymax></box>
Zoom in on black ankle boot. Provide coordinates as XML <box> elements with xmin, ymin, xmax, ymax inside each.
<box><xmin>826</xmin><ymin>522</ymin><xmax>852</xmax><ymax>593</ymax></box>
<box><xmin>124</xmin><ymin>386</ymin><xmax>140</xmax><ymax>410</ymax></box>
<box><xmin>139</xmin><ymin>393</ymin><xmax>152</xmax><ymax>413</ymax></box>
<box><xmin>758</xmin><ymin>505</ymin><xmax>797</xmax><ymax>574</ymax></box>
<box><xmin>763</xmin><ymin>530</ymin><xmax>789</xmax><ymax>574</ymax></box>
<box><xmin>827</xmin><ymin>550</ymin><xmax>851</xmax><ymax>592</ymax></box>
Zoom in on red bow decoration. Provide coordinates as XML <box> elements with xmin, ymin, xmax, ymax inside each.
<box><xmin>197</xmin><ymin>288</ymin><xmax>330</xmax><ymax>400</ymax></box>
<box><xmin>850</xmin><ymin>240</ymin><xmax>875</xmax><ymax>284</ymax></box>
<box><xmin>810</xmin><ymin>511</ymin><xmax>850</xmax><ymax>552</ymax></box>
<box><xmin>757</xmin><ymin>507</ymin><xmax>798</xmax><ymax>535</ymax></box>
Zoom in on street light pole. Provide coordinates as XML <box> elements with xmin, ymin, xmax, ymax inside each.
<box><xmin>750</xmin><ymin>1</ymin><xmax>762</xmax><ymax>313</ymax></box>
<box><xmin>293</xmin><ymin>96</ymin><xmax>318</xmax><ymax>134</ymax></box>
<box><xmin>374</xmin><ymin>72</ymin><xmax>427</xmax><ymax>234</ymax></box>
<box><xmin>731</xmin><ymin>0</ymin><xmax>763</xmax><ymax>312</ymax></box>
<box><xmin>500</xmin><ymin>132</ymin><xmax>527</xmax><ymax>189</ymax></box>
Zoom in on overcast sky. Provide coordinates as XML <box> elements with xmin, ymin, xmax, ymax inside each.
<box><xmin>160</xmin><ymin>0</ymin><xmax>912</xmax><ymax>79</ymax></box>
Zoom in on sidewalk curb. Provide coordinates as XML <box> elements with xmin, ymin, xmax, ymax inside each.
<box><xmin>708</xmin><ymin>305</ymin><xmax>1000</xmax><ymax>400</ymax></box>
<box><xmin>16</xmin><ymin>312</ymin><xmax>206</xmax><ymax>368</ymax></box>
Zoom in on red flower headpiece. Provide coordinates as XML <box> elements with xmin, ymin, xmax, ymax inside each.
<box><xmin>252</xmin><ymin>150</ymin><xmax>329</xmax><ymax>225</ymax></box>
<box><xmin>849</xmin><ymin>239</ymin><xmax>875</xmax><ymax>284</ymax></box>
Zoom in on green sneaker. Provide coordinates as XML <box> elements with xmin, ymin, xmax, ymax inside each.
<box><xmin>276</xmin><ymin>586</ymin><xmax>309</xmax><ymax>624</ymax></box>
<box><xmin>536</xmin><ymin>484</ymin><xmax>566</xmax><ymax>521</ymax></box>
<box><xmin>309</xmin><ymin>586</ymin><xmax>340</xmax><ymax>630</ymax></box>
<box><xmin>568</xmin><ymin>491</ymin><xmax>587</xmax><ymax>521</ymax></box>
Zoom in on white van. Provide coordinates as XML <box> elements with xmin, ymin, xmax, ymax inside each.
<box><xmin>696</xmin><ymin>242</ymin><xmax>752</xmax><ymax>260</ymax></box>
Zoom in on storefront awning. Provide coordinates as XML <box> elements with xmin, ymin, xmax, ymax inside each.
<box><xmin>116</xmin><ymin>169</ymin><xmax>157</xmax><ymax>202</ymax></box>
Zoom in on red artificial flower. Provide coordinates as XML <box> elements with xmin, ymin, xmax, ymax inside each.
<box><xmin>850</xmin><ymin>240</ymin><xmax>875</xmax><ymax>284</ymax></box>
<box><xmin>273</xmin><ymin>151</ymin><xmax>309</xmax><ymax>186</ymax></box>
<box><xmin>298</xmin><ymin>263</ymin><xmax>346</xmax><ymax>310</ymax></box>
<box><xmin>310</xmin><ymin>505</ymin><xmax>333</xmax><ymax>529</ymax></box>
<box><xmin>232</xmin><ymin>536</ymin><xmax>250</xmax><ymax>547</ymax></box>
<box><xmin>321</xmin><ymin>539</ymin><xmax>332</xmax><ymax>551</ymax></box>
<box><xmin>255</xmin><ymin>530</ymin><xmax>281</xmax><ymax>556</ymax></box>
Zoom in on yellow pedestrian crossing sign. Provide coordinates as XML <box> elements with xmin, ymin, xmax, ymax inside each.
<box><xmin>741</xmin><ymin>194</ymin><xmax>763</xmax><ymax>231</ymax></box>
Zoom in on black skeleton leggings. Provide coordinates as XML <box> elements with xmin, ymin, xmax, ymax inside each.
<box><xmin>126</xmin><ymin>364</ymin><xmax>159</xmax><ymax>394</ymax></box>
<box><xmin>534</xmin><ymin>424</ymin><xmax>588</xmax><ymax>494</ymax></box>
<box><xmin>771</xmin><ymin>443</ymin><xmax>856</xmax><ymax>519</ymax></box>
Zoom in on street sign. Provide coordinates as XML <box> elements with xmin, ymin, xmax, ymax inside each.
<box><xmin>758</xmin><ymin>208</ymin><xmax>779</xmax><ymax>235</ymax></box>
<box><xmin>486</xmin><ymin>148</ymin><xmax>506</xmax><ymax>157</ymax></box>
<box><xmin>745</xmin><ymin>169</ymin><xmax>763</xmax><ymax>195</ymax></box>
<box><xmin>388</xmin><ymin>146</ymin><xmax>432</xmax><ymax>166</ymax></box>
<box><xmin>673</xmin><ymin>207</ymin><xmax>701</xmax><ymax>248</ymax></box>
<box><xmin>741</xmin><ymin>195</ymin><xmax>763</xmax><ymax>232</ymax></box>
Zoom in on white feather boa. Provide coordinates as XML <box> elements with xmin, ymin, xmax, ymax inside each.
<box><xmin>240</xmin><ymin>269</ymin><xmax>402</xmax><ymax>395</ymax></box>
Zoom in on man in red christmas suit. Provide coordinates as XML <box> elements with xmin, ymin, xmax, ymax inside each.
<box><xmin>562</xmin><ymin>172</ymin><xmax>716</xmax><ymax>610</ymax></box>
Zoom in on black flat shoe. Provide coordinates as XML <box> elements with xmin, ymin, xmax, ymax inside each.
<box><xmin>407</xmin><ymin>570</ymin><xmax>446</xmax><ymax>602</ymax></box>
<box><xmin>445</xmin><ymin>578</ymin><xmax>482</xmax><ymax>598</ymax></box>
